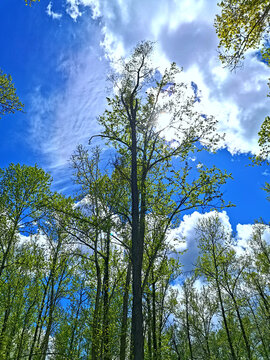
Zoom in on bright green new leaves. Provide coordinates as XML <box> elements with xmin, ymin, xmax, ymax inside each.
<box><xmin>253</xmin><ymin>113</ymin><xmax>270</xmax><ymax>198</ymax></box>
<box><xmin>95</xmin><ymin>42</ymin><xmax>232</xmax><ymax>359</ymax></box>
<box><xmin>0</xmin><ymin>164</ymin><xmax>53</xmax><ymax>279</ymax></box>
<box><xmin>0</xmin><ymin>163</ymin><xmax>52</xmax><ymax>229</ymax></box>
<box><xmin>24</xmin><ymin>0</ymin><xmax>40</xmax><ymax>6</ymax></box>
<box><xmin>215</xmin><ymin>2</ymin><xmax>270</xmax><ymax>191</ymax></box>
<box><xmin>215</xmin><ymin>0</ymin><xmax>270</xmax><ymax>69</ymax></box>
<box><xmin>256</xmin><ymin>115</ymin><xmax>270</xmax><ymax>161</ymax></box>
<box><xmin>0</xmin><ymin>70</ymin><xmax>24</xmax><ymax>120</ymax></box>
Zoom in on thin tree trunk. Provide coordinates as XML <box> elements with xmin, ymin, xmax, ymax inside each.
<box><xmin>216</xmin><ymin>281</ymin><xmax>237</xmax><ymax>360</ymax></box>
<box><xmin>0</xmin><ymin>223</ymin><xmax>18</xmax><ymax>278</ymax></box>
<box><xmin>28</xmin><ymin>279</ymin><xmax>50</xmax><ymax>360</ymax></box>
<box><xmin>230</xmin><ymin>293</ymin><xmax>252</xmax><ymax>360</ymax></box>
<box><xmin>40</xmin><ymin>240</ymin><xmax>66</xmax><ymax>360</ymax></box>
<box><xmin>120</xmin><ymin>259</ymin><xmax>132</xmax><ymax>360</ymax></box>
<box><xmin>152</xmin><ymin>281</ymin><xmax>158</xmax><ymax>359</ymax></box>
<box><xmin>172</xmin><ymin>334</ymin><xmax>181</xmax><ymax>360</ymax></box>
<box><xmin>16</xmin><ymin>299</ymin><xmax>37</xmax><ymax>360</ymax></box>
<box><xmin>68</xmin><ymin>290</ymin><xmax>84</xmax><ymax>358</ymax></box>
<box><xmin>0</xmin><ymin>307</ymin><xmax>11</xmax><ymax>356</ymax></box>
<box><xmin>184</xmin><ymin>285</ymin><xmax>194</xmax><ymax>360</ymax></box>
<box><xmin>247</xmin><ymin>298</ymin><xmax>269</xmax><ymax>360</ymax></box>
<box><xmin>146</xmin><ymin>293</ymin><xmax>153</xmax><ymax>360</ymax></box>
<box><xmin>91</xmin><ymin>230</ymin><xmax>102</xmax><ymax>360</ymax></box>
<box><xmin>101</xmin><ymin>230</ymin><xmax>111</xmax><ymax>360</ymax></box>
<box><xmin>211</xmin><ymin>247</ymin><xmax>237</xmax><ymax>360</ymax></box>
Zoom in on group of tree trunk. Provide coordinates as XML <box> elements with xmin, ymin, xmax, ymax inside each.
<box><xmin>0</xmin><ymin>163</ymin><xmax>269</xmax><ymax>359</ymax></box>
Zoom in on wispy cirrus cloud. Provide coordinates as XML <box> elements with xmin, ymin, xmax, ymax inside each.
<box><xmin>29</xmin><ymin>46</ymin><xmax>108</xmax><ymax>168</ymax></box>
<box><xmin>28</xmin><ymin>18</ymin><xmax>110</xmax><ymax>187</ymax></box>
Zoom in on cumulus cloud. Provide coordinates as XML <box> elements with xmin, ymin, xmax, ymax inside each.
<box><xmin>168</xmin><ymin>211</ymin><xmax>263</xmax><ymax>272</ymax></box>
<box><xmin>234</xmin><ymin>223</ymin><xmax>254</xmax><ymax>256</ymax></box>
<box><xmin>46</xmin><ymin>2</ymin><xmax>62</xmax><ymax>20</ymax></box>
<box><xmin>63</xmin><ymin>0</ymin><xmax>269</xmax><ymax>155</ymax></box>
<box><xmin>168</xmin><ymin>211</ymin><xmax>232</xmax><ymax>272</ymax></box>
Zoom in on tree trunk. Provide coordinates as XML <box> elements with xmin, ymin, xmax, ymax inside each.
<box><xmin>120</xmin><ymin>259</ymin><xmax>131</xmax><ymax>360</ymax></box>
<box><xmin>247</xmin><ymin>298</ymin><xmax>269</xmax><ymax>359</ymax></box>
<box><xmin>230</xmin><ymin>293</ymin><xmax>252</xmax><ymax>360</ymax></box>
<box><xmin>146</xmin><ymin>293</ymin><xmax>153</xmax><ymax>360</ymax></box>
<box><xmin>184</xmin><ymin>285</ymin><xmax>194</xmax><ymax>360</ymax></box>
<box><xmin>28</xmin><ymin>279</ymin><xmax>50</xmax><ymax>360</ymax></box>
<box><xmin>152</xmin><ymin>281</ymin><xmax>158</xmax><ymax>360</ymax></box>
<box><xmin>130</xmin><ymin>109</ymin><xmax>144</xmax><ymax>360</ymax></box>
<box><xmin>215</xmin><ymin>280</ymin><xmax>237</xmax><ymax>360</ymax></box>
<box><xmin>0</xmin><ymin>222</ymin><xmax>18</xmax><ymax>278</ymax></box>
<box><xmin>101</xmin><ymin>230</ymin><xmax>111</xmax><ymax>360</ymax></box>
<box><xmin>16</xmin><ymin>299</ymin><xmax>37</xmax><ymax>360</ymax></box>
<box><xmin>68</xmin><ymin>290</ymin><xmax>84</xmax><ymax>358</ymax></box>
<box><xmin>91</xmin><ymin>230</ymin><xmax>102</xmax><ymax>360</ymax></box>
<box><xmin>0</xmin><ymin>307</ymin><xmax>11</xmax><ymax>357</ymax></box>
<box><xmin>211</xmin><ymin>246</ymin><xmax>237</xmax><ymax>360</ymax></box>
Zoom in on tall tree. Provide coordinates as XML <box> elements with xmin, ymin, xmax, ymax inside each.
<box><xmin>93</xmin><ymin>41</ymin><xmax>231</xmax><ymax>359</ymax></box>
<box><xmin>195</xmin><ymin>215</ymin><xmax>238</xmax><ymax>360</ymax></box>
<box><xmin>70</xmin><ymin>145</ymin><xmax>129</xmax><ymax>359</ymax></box>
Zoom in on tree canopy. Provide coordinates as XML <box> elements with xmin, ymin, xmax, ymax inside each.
<box><xmin>0</xmin><ymin>70</ymin><xmax>24</xmax><ymax>120</ymax></box>
<box><xmin>215</xmin><ymin>0</ymin><xmax>270</xmax><ymax>69</ymax></box>
<box><xmin>0</xmin><ymin>35</ymin><xmax>269</xmax><ymax>359</ymax></box>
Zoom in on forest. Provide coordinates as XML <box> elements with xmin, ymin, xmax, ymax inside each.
<box><xmin>0</xmin><ymin>1</ymin><xmax>270</xmax><ymax>360</ymax></box>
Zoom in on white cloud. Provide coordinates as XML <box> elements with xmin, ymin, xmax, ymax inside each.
<box><xmin>262</xmin><ymin>169</ymin><xmax>270</xmax><ymax>176</ymax></box>
<box><xmin>33</xmin><ymin>0</ymin><xmax>270</xmax><ymax>184</ymax></box>
<box><xmin>262</xmin><ymin>226</ymin><xmax>270</xmax><ymax>244</ymax></box>
<box><xmin>28</xmin><ymin>23</ymin><xmax>109</xmax><ymax>184</ymax></box>
<box><xmin>169</xmin><ymin>211</ymin><xmax>232</xmax><ymax>272</ymax></box>
<box><xmin>18</xmin><ymin>233</ymin><xmax>48</xmax><ymax>249</ymax></box>
<box><xmin>46</xmin><ymin>2</ymin><xmax>62</xmax><ymax>20</ymax></box>
<box><xmin>169</xmin><ymin>210</ymin><xmax>265</xmax><ymax>272</ymax></box>
<box><xmin>234</xmin><ymin>223</ymin><xmax>254</xmax><ymax>256</ymax></box>
<box><xmin>66</xmin><ymin>0</ymin><xmax>100</xmax><ymax>20</ymax></box>
<box><xmin>66</xmin><ymin>0</ymin><xmax>82</xmax><ymax>21</ymax></box>
<box><xmin>63</xmin><ymin>0</ymin><xmax>269</xmax><ymax>156</ymax></box>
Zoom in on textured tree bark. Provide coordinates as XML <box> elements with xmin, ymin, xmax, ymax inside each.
<box><xmin>130</xmin><ymin>114</ymin><xmax>144</xmax><ymax>360</ymax></box>
<box><xmin>120</xmin><ymin>260</ymin><xmax>131</xmax><ymax>360</ymax></box>
<box><xmin>152</xmin><ymin>281</ymin><xmax>158</xmax><ymax>360</ymax></box>
<box><xmin>91</xmin><ymin>230</ymin><xmax>102</xmax><ymax>360</ymax></box>
<box><xmin>146</xmin><ymin>294</ymin><xmax>153</xmax><ymax>360</ymax></box>
<box><xmin>101</xmin><ymin>230</ymin><xmax>111</xmax><ymax>360</ymax></box>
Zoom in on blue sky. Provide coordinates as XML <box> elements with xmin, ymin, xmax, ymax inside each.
<box><xmin>1</xmin><ymin>0</ymin><xmax>270</xmax><ymax>252</ymax></box>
